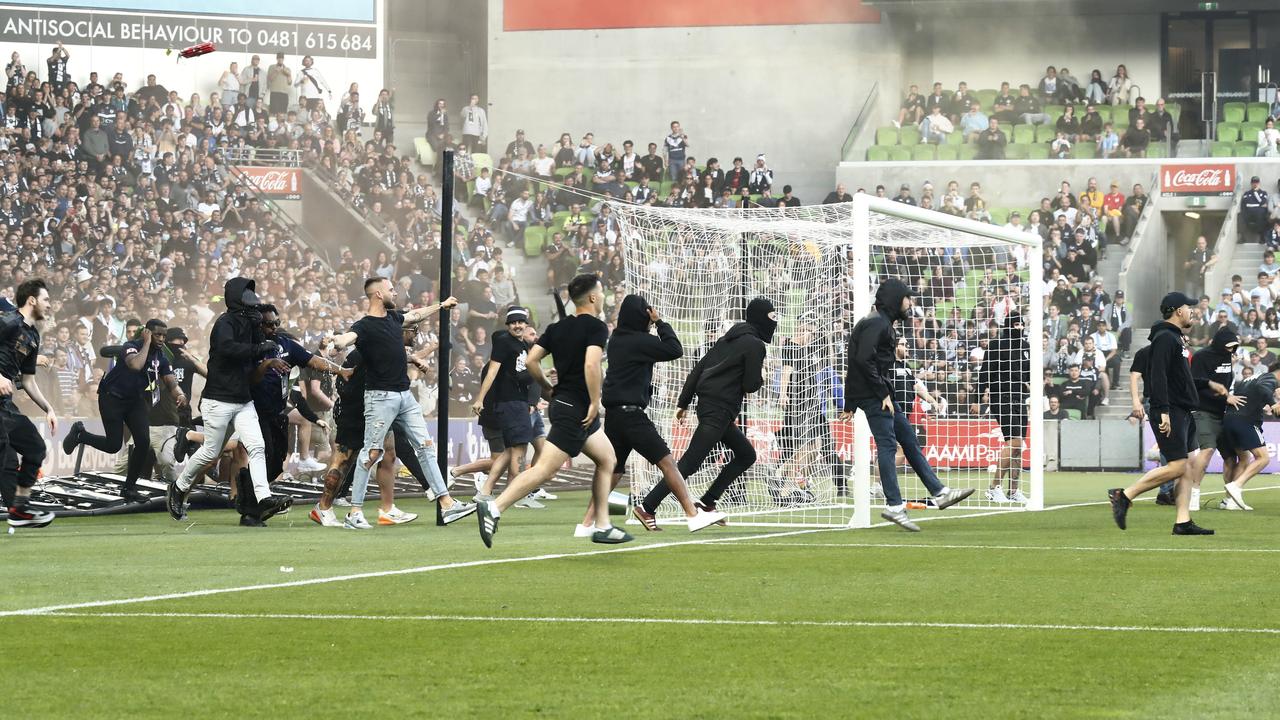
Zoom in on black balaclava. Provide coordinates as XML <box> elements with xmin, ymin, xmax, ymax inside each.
<box><xmin>746</xmin><ymin>297</ymin><xmax>777</xmax><ymax>343</ymax></box>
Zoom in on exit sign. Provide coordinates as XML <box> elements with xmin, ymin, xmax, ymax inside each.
<box><xmin>1199</xmin><ymin>2</ymin><xmax>1219</xmax><ymax>9</ymax></box>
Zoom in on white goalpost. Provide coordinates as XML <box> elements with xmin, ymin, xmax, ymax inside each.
<box><xmin>611</xmin><ymin>194</ymin><xmax>1043</xmax><ymax>528</ymax></box>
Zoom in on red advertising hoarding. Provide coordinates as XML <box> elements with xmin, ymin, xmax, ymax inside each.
<box><xmin>233</xmin><ymin>166</ymin><xmax>301</xmax><ymax>200</ymax></box>
<box><xmin>504</xmin><ymin>0</ymin><xmax>880</xmax><ymax>31</ymax></box>
<box><xmin>1160</xmin><ymin>164</ymin><xmax>1234</xmax><ymax>196</ymax></box>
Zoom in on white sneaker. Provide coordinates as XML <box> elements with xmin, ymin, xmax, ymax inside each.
<box><xmin>892</xmin><ymin>120</ymin><xmax>901</xmax><ymax>129</ymax></box>
<box><xmin>985</xmin><ymin>487</ymin><xmax>1010</xmax><ymax>503</ymax></box>
<box><xmin>378</xmin><ymin>506</ymin><xmax>419</xmax><ymax>525</ymax></box>
<box><xmin>309</xmin><ymin>504</ymin><xmax>342</xmax><ymax>527</ymax></box>
<box><xmin>1190</xmin><ymin>487</ymin><xmax>1201</xmax><ymax>510</ymax></box>
<box><xmin>334</xmin><ymin>497</ymin><xmax>352</xmax><ymax>507</ymax></box>
<box><xmin>1100</xmin><ymin>398</ymin><xmax>1110</xmax><ymax>406</ymax></box>
<box><xmin>1007</xmin><ymin>489</ymin><xmax>1028</xmax><ymax>504</ymax></box>
<box><xmin>687</xmin><ymin>508</ymin><xmax>727</xmax><ymax>532</ymax></box>
<box><xmin>472</xmin><ymin>472</ymin><xmax>488</xmax><ymax>497</ymax></box>
<box><xmin>573</xmin><ymin>523</ymin><xmax>595</xmax><ymax>538</ymax></box>
<box><xmin>1222</xmin><ymin>482</ymin><xmax>1251</xmax><ymax>511</ymax></box>
<box><xmin>514</xmin><ymin>493</ymin><xmax>545</xmax><ymax>509</ymax></box>
<box><xmin>1219</xmin><ymin>498</ymin><xmax>1250</xmax><ymax>511</ymax></box>
<box><xmin>298</xmin><ymin>457</ymin><xmax>326</xmax><ymax>472</ymax></box>
<box><xmin>531</xmin><ymin>488</ymin><xmax>558</xmax><ymax>501</ymax></box>
<box><xmin>343</xmin><ymin>511</ymin><xmax>372</xmax><ymax>530</ymax></box>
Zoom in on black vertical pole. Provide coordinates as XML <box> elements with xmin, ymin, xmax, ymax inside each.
<box><xmin>436</xmin><ymin>149</ymin><xmax>455</xmax><ymax>525</ymax></box>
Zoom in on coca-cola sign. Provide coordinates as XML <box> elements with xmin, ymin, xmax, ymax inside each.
<box><xmin>1161</xmin><ymin>164</ymin><xmax>1234</xmax><ymax>196</ymax></box>
<box><xmin>233</xmin><ymin>167</ymin><xmax>301</xmax><ymax>200</ymax></box>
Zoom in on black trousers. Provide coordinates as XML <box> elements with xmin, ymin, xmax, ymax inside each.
<box><xmin>80</xmin><ymin>392</ymin><xmax>149</xmax><ymax>490</ymax></box>
<box><xmin>0</xmin><ymin>400</ymin><xmax>44</xmax><ymax>490</ymax></box>
<box><xmin>643</xmin><ymin>404</ymin><xmax>756</xmax><ymax>511</ymax></box>
<box><xmin>259</xmin><ymin>411</ymin><xmax>290</xmax><ymax>482</ymax></box>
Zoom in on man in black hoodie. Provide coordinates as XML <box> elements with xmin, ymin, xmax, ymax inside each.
<box><xmin>1217</xmin><ymin>360</ymin><xmax>1280</xmax><ymax>510</ymax></box>
<box><xmin>1109</xmin><ymin>291</ymin><xmax>1214</xmax><ymax>535</ymax></box>
<box><xmin>166</xmin><ymin>278</ymin><xmax>292</xmax><ymax>525</ymax></box>
<box><xmin>666</xmin><ymin>296</ymin><xmax>776</xmax><ymax>518</ymax></box>
<box><xmin>609</xmin><ymin>294</ymin><xmax>726</xmax><ymax>533</ymax></box>
<box><xmin>1179</xmin><ymin>328</ymin><xmax>1244</xmax><ymax>507</ymax></box>
<box><xmin>841</xmin><ymin>278</ymin><xmax>974</xmax><ymax>532</ymax></box>
<box><xmin>978</xmin><ymin>313</ymin><xmax>1030</xmax><ymax>504</ymax></box>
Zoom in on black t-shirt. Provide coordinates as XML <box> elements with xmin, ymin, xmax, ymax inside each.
<box><xmin>150</xmin><ymin>350</ymin><xmax>197</xmax><ymax>426</ymax></box>
<box><xmin>351</xmin><ymin>310</ymin><xmax>409</xmax><ymax>392</ymax></box>
<box><xmin>537</xmin><ymin>314</ymin><xmax>608</xmax><ymax>406</ymax></box>
<box><xmin>99</xmin><ymin>337</ymin><xmax>173</xmax><ymax>400</ymax></box>
<box><xmin>486</xmin><ymin>330</ymin><xmax>529</xmax><ymax>407</ymax></box>
<box><xmin>251</xmin><ymin>335</ymin><xmax>314</xmax><ymax>418</ymax></box>
<box><xmin>0</xmin><ymin>312</ymin><xmax>39</xmax><ymax>381</ymax></box>
<box><xmin>781</xmin><ymin>339</ymin><xmax>823</xmax><ymax>409</ymax></box>
<box><xmin>891</xmin><ymin>362</ymin><xmax>916</xmax><ymax>410</ymax></box>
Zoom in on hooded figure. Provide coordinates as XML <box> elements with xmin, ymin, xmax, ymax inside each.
<box><xmin>603</xmin><ymin>294</ymin><xmax>683</xmax><ymax>410</ymax></box>
<box><xmin>202</xmin><ymin>277</ymin><xmax>276</xmax><ymax>406</ymax></box>
<box><xmin>1146</xmin><ymin>317</ymin><xmax>1199</xmax><ymax>419</ymax></box>
<box><xmin>677</xmin><ymin>297</ymin><xmax>772</xmax><ymax>413</ymax></box>
<box><xmin>1191</xmin><ymin>327</ymin><xmax>1238</xmax><ymax>417</ymax></box>
<box><xmin>843</xmin><ymin>279</ymin><xmax>915</xmax><ymax>407</ymax></box>
<box><xmin>979</xmin><ymin>312</ymin><xmax>1031</xmax><ymax>406</ymax></box>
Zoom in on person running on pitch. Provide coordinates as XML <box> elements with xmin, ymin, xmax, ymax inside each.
<box><xmin>63</xmin><ymin>318</ymin><xmax>187</xmax><ymax>504</ymax></box>
<box><xmin>840</xmin><ymin>278</ymin><xmax>974</xmax><ymax>532</ymax></box>
<box><xmin>329</xmin><ymin>279</ymin><xmax>472</xmax><ymax>529</ymax></box>
<box><xmin>978</xmin><ymin>313</ymin><xmax>1031</xmax><ymax>504</ymax></box>
<box><xmin>1182</xmin><ymin>328</ymin><xmax>1243</xmax><ymax>510</ymax></box>
<box><xmin>166</xmin><ymin>278</ymin><xmax>292</xmax><ymax>524</ymax></box>
<box><xmin>774</xmin><ymin>312</ymin><xmax>842</xmax><ymax>503</ymax></box>
<box><xmin>141</xmin><ymin>328</ymin><xmax>205</xmax><ymax>489</ymax></box>
<box><xmin>1216</xmin><ymin>359</ymin><xmax>1280</xmax><ymax>511</ymax></box>
<box><xmin>471</xmin><ymin>307</ymin><xmax>536</xmax><ymax>503</ymax></box>
<box><xmin>603</xmin><ymin>294</ymin><xmax>726</xmax><ymax>534</ymax></box>
<box><xmin>1109</xmin><ymin>292</ymin><xmax>1215</xmax><ymax>535</ymax></box>
<box><xmin>474</xmin><ymin>274</ymin><xmax>630</xmax><ymax>547</ymax></box>
<box><xmin>1</xmin><ymin>279</ymin><xmax>59</xmax><ymax>529</ymax></box>
<box><xmin>648</xmin><ymin>297</ymin><xmax>777</xmax><ymax>521</ymax></box>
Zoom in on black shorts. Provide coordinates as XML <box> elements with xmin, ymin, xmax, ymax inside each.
<box><xmin>605</xmin><ymin>406</ymin><xmax>671</xmax><ymax>467</ymax></box>
<box><xmin>546</xmin><ymin>398</ymin><xmax>601</xmax><ymax>458</ymax></box>
<box><xmin>780</xmin><ymin>410</ymin><xmax>825</xmax><ymax>449</ymax></box>
<box><xmin>478</xmin><ymin>408</ymin><xmax>506</xmax><ymax>453</ymax></box>
<box><xmin>1220</xmin><ymin>415</ymin><xmax>1266</xmax><ymax>455</ymax></box>
<box><xmin>1151</xmin><ymin>406</ymin><xmax>1196</xmax><ymax>462</ymax></box>
<box><xmin>335</xmin><ymin>421</ymin><xmax>363</xmax><ymax>452</ymax></box>
<box><xmin>994</xmin><ymin>402</ymin><xmax>1027</xmax><ymax>440</ymax></box>
<box><xmin>495</xmin><ymin>400</ymin><xmax>535</xmax><ymax>446</ymax></box>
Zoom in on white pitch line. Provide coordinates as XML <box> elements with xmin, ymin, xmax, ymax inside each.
<box><xmin>36</xmin><ymin>611</ymin><xmax>1280</xmax><ymax>636</ymax></box>
<box><xmin>717</xmin><ymin>541</ymin><xmax>1280</xmax><ymax>554</ymax></box>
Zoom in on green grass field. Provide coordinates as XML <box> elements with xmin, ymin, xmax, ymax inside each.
<box><xmin>3</xmin><ymin>472</ymin><xmax>1279</xmax><ymax>719</ymax></box>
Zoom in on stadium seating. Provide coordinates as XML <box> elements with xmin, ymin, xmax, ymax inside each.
<box><xmin>1223</xmin><ymin>102</ymin><xmax>1246</xmax><ymax>124</ymax></box>
<box><xmin>1012</xmin><ymin>125</ymin><xmax>1036</xmax><ymax>144</ymax></box>
<box><xmin>876</xmin><ymin>126</ymin><xmax>900</xmax><ymax>145</ymax></box>
<box><xmin>414</xmin><ymin>136</ymin><xmax>437</xmax><ymax>168</ymax></box>
<box><xmin>1216</xmin><ymin>122</ymin><xmax>1240</xmax><ymax>142</ymax></box>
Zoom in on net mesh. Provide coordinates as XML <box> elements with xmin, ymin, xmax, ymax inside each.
<box><xmin>613</xmin><ymin>200</ymin><xmax>1037</xmax><ymax>527</ymax></box>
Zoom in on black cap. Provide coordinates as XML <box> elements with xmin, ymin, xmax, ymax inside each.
<box><xmin>1252</xmin><ymin>176</ymin><xmax>1261</xmax><ymax>183</ymax></box>
<box><xmin>166</xmin><ymin>327</ymin><xmax>188</xmax><ymax>342</ymax></box>
<box><xmin>1159</xmin><ymin>291</ymin><xmax>1197</xmax><ymax>313</ymax></box>
<box><xmin>505</xmin><ymin>306</ymin><xmax>529</xmax><ymax>324</ymax></box>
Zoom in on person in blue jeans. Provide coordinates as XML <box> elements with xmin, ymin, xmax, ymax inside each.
<box><xmin>331</xmin><ymin>277</ymin><xmax>475</xmax><ymax>530</ymax></box>
<box><xmin>840</xmin><ymin>278</ymin><xmax>974</xmax><ymax>531</ymax></box>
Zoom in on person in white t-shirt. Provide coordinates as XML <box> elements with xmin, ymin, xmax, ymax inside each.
<box><xmin>506</xmin><ymin>188</ymin><xmax>533</xmax><ymax>248</ymax></box>
<box><xmin>1250</xmin><ymin>271</ymin><xmax>1278</xmax><ymax>310</ymax></box>
<box><xmin>532</xmin><ymin>145</ymin><xmax>554</xmax><ymax>180</ymax></box>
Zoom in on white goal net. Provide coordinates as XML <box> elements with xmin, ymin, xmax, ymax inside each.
<box><xmin>612</xmin><ymin>195</ymin><xmax>1043</xmax><ymax>528</ymax></box>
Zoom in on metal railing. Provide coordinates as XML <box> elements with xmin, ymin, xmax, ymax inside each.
<box><xmin>841</xmin><ymin>82</ymin><xmax>879</xmax><ymax>162</ymax></box>
<box><xmin>221</xmin><ymin>147</ymin><xmax>303</xmax><ymax>167</ymax></box>
<box><xmin>224</xmin><ymin>163</ymin><xmax>332</xmax><ymax>271</ymax></box>
<box><xmin>310</xmin><ymin>162</ymin><xmax>393</xmax><ymax>236</ymax></box>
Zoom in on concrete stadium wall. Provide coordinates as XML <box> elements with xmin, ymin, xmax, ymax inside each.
<box><xmin>485</xmin><ymin>0</ymin><xmax>904</xmax><ymax>201</ymax></box>
<box><xmin>299</xmin><ymin>170</ymin><xmax>389</xmax><ymax>267</ymax></box>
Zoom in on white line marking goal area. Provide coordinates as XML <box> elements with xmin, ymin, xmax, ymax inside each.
<box><xmin>34</xmin><ymin>611</ymin><xmax>1280</xmax><ymax>637</ymax></box>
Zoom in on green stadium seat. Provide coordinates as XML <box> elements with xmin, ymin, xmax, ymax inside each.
<box><xmin>1211</xmin><ymin>141</ymin><xmax>1234</xmax><ymax>158</ymax></box>
<box><xmin>413</xmin><ymin>136</ymin><xmax>437</xmax><ymax>168</ymax></box>
<box><xmin>523</xmin><ymin>226</ymin><xmax>547</xmax><ymax>257</ymax></box>
<box><xmin>899</xmin><ymin>126</ymin><xmax>922</xmax><ymax>145</ymax></box>
<box><xmin>888</xmin><ymin>147</ymin><xmax>911</xmax><ymax>162</ymax></box>
<box><xmin>1026</xmin><ymin>144</ymin><xmax>1050</xmax><ymax>160</ymax></box>
<box><xmin>911</xmin><ymin>144</ymin><xmax>937</xmax><ymax>161</ymax></box>
<box><xmin>1146</xmin><ymin>143</ymin><xmax>1168</xmax><ymax>158</ymax></box>
<box><xmin>657</xmin><ymin>180</ymin><xmax>673</xmax><ymax>198</ymax></box>
<box><xmin>988</xmin><ymin>207</ymin><xmax>1009</xmax><ymax>225</ymax></box>
<box><xmin>1248</xmin><ymin>102</ymin><xmax>1272</xmax><ymax>122</ymax></box>
<box><xmin>1034</xmin><ymin>124</ymin><xmax>1056</xmax><ymax>143</ymax></box>
<box><xmin>554</xmin><ymin>167</ymin><xmax>575</xmax><ymax>178</ymax></box>
<box><xmin>552</xmin><ymin>210</ymin><xmax>570</xmax><ymax>227</ymax></box>
<box><xmin>1006</xmin><ymin>144</ymin><xmax>1029</xmax><ymax>159</ymax></box>
<box><xmin>472</xmin><ymin>153</ymin><xmax>494</xmax><ymax>172</ymax></box>
<box><xmin>1166</xmin><ymin>103</ymin><xmax>1182</xmax><ymax>124</ymax></box>
<box><xmin>1236</xmin><ymin>142</ymin><xmax>1258</xmax><ymax>157</ymax></box>
<box><xmin>1113</xmin><ymin>103</ymin><xmax>1133</xmax><ymax>120</ymax></box>
<box><xmin>875</xmin><ymin>126</ymin><xmax>899</xmax><ymax>145</ymax></box>
<box><xmin>867</xmin><ymin>145</ymin><xmax>891</xmax><ymax>162</ymax></box>
<box><xmin>1012</xmin><ymin>125</ymin><xmax>1035</xmax><ymax>144</ymax></box>
<box><xmin>976</xmin><ymin>89</ymin><xmax>998</xmax><ymax>108</ymax></box>
<box><xmin>947</xmin><ymin>130</ymin><xmax>964</xmax><ymax>145</ymax></box>
<box><xmin>957</xmin><ymin>144</ymin><xmax>979</xmax><ymax>160</ymax></box>
<box><xmin>1223</xmin><ymin>102</ymin><xmax>1246</xmax><ymax>124</ymax></box>
<box><xmin>935</xmin><ymin>145</ymin><xmax>959</xmax><ymax>161</ymax></box>
<box><xmin>1066</xmin><ymin>409</ymin><xmax>1083</xmax><ymax>420</ymax></box>
<box><xmin>1241</xmin><ymin>124</ymin><xmax>1263</xmax><ymax>143</ymax></box>
<box><xmin>1044</xmin><ymin>105</ymin><xmax>1066</xmax><ymax>124</ymax></box>
<box><xmin>1094</xmin><ymin>106</ymin><xmax>1112</xmax><ymax>123</ymax></box>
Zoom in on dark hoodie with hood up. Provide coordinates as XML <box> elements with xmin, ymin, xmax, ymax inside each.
<box><xmin>844</xmin><ymin>278</ymin><xmax>912</xmax><ymax>408</ymax></box>
<box><xmin>676</xmin><ymin>297</ymin><xmax>775</xmax><ymax>413</ymax></box>
<box><xmin>1191</xmin><ymin>328</ymin><xmax>1238</xmax><ymax>416</ymax></box>
<box><xmin>602</xmin><ymin>294</ymin><xmax>683</xmax><ymax>409</ymax></box>
<box><xmin>1146</xmin><ymin>319</ymin><xmax>1198</xmax><ymax>415</ymax></box>
<box><xmin>203</xmin><ymin>277</ymin><xmax>273</xmax><ymax>404</ymax></box>
<box><xmin>978</xmin><ymin>313</ymin><xmax>1030</xmax><ymax>404</ymax></box>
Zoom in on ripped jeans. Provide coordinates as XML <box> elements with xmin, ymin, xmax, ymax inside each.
<box><xmin>350</xmin><ymin>390</ymin><xmax>448</xmax><ymax>507</ymax></box>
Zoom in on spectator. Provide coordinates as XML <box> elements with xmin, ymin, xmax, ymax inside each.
<box><xmin>1266</xmin><ymin>220</ymin><xmax>1280</xmax><ymax>252</ymax></box>
<box><xmin>46</xmin><ymin>42</ymin><xmax>69</xmax><ymax>92</ymax></box>
<box><xmin>1262</xmin><ymin>249</ymin><xmax>1280</xmax><ymax>278</ymax></box>
<box><xmin>948</xmin><ymin>81</ymin><xmax>978</xmax><ymax>123</ymax></box>
<box><xmin>960</xmin><ymin>104</ymin><xmax>989</xmax><ymax>142</ymax></box>
<box><xmin>1057</xmin><ymin>67</ymin><xmax>1086</xmax><ymax>103</ymax></box>
<box><xmin>372</xmin><ymin>88</ymin><xmax>394</xmax><ymax>143</ymax></box>
<box><xmin>1058</xmin><ymin>364</ymin><xmax>1093</xmax><ymax>417</ymax></box>
<box><xmin>1241</xmin><ymin>176</ymin><xmax>1270</xmax><ymax>243</ymax></box>
<box><xmin>1183</xmin><ymin>236</ymin><xmax>1217</xmax><ymax>297</ymax></box>
<box><xmin>748</xmin><ymin>154</ymin><xmax>773</xmax><ymax>194</ymax></box>
<box><xmin>920</xmin><ymin>105</ymin><xmax>954</xmax><ymax>144</ymax></box>
<box><xmin>892</xmin><ymin>183</ymin><xmax>917</xmax><ymax>206</ymax></box>
<box><xmin>1044</xmin><ymin>395</ymin><xmax>1071</xmax><ymax>420</ymax></box>
<box><xmin>895</xmin><ymin>84</ymin><xmax>924</xmax><ymax>128</ymax></box>
<box><xmin>1120</xmin><ymin>117</ymin><xmax>1150</xmax><ymax>157</ymax></box>
<box><xmin>1128</xmin><ymin>97</ymin><xmax>1150</xmax><ymax>129</ymax></box>
<box><xmin>426</xmin><ymin>98</ymin><xmax>448</xmax><ymax>152</ymax></box>
<box><xmin>1079</xmin><ymin>103</ymin><xmax>1103</xmax><ymax>143</ymax></box>
<box><xmin>1055</xmin><ymin>105</ymin><xmax>1080</xmax><ymax>143</ymax></box>
<box><xmin>239</xmin><ymin>55</ymin><xmax>264</xmax><ymax>104</ymax></box>
<box><xmin>638</xmin><ymin>141</ymin><xmax>664</xmax><ymax>182</ymax></box>
<box><xmin>459</xmin><ymin>93</ymin><xmax>488</xmax><ymax>152</ymax></box>
<box><xmin>1037</xmin><ymin>66</ymin><xmax>1061</xmax><ymax>103</ymax></box>
<box><xmin>823</xmin><ymin>184</ymin><xmax>852</xmax><ymax>204</ymax></box>
<box><xmin>294</xmin><ymin>55</ymin><xmax>332</xmax><ymax>112</ymax></box>
<box><xmin>664</xmin><ymin>120</ymin><xmax>688</xmax><ymax>181</ymax></box>
<box><xmin>1149</xmin><ymin>97</ymin><xmax>1175</xmax><ymax>147</ymax></box>
<box><xmin>1257</xmin><ymin>118</ymin><xmax>1280</xmax><ymax>158</ymax></box>
<box><xmin>1014</xmin><ymin>84</ymin><xmax>1049</xmax><ymax>125</ymax></box>
<box><xmin>923</xmin><ymin>82</ymin><xmax>946</xmax><ymax>114</ymax></box>
<box><xmin>1051</xmin><ymin>132</ymin><xmax>1072</xmax><ymax>159</ymax></box>
<box><xmin>1121</xmin><ymin>183</ymin><xmax>1148</xmax><ymax>241</ymax></box>
<box><xmin>1085</xmin><ymin>69</ymin><xmax>1108</xmax><ymax>105</ymax></box>
<box><xmin>1101</xmin><ymin>181</ymin><xmax>1124</xmax><ymax>239</ymax></box>
<box><xmin>1097</xmin><ymin>122</ymin><xmax>1120</xmax><ymax>159</ymax></box>
<box><xmin>778</xmin><ymin>185</ymin><xmax>801</xmax><ymax>208</ymax></box>
<box><xmin>1107</xmin><ymin>64</ymin><xmax>1135</xmax><ymax>106</ymax></box>
<box><xmin>218</xmin><ymin>61</ymin><xmax>241</xmax><ymax>109</ymax></box>
<box><xmin>264</xmin><ymin>53</ymin><xmax>293</xmax><ymax>114</ymax></box>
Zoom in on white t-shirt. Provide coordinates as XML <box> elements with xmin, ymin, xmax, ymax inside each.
<box><xmin>532</xmin><ymin>156</ymin><xmax>554</xmax><ymax>177</ymax></box>
<box><xmin>509</xmin><ymin>196</ymin><xmax>533</xmax><ymax>222</ymax></box>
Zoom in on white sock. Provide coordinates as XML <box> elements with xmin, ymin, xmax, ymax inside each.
<box><xmin>887</xmin><ymin>503</ymin><xmax>906</xmax><ymax>512</ymax></box>
<box><xmin>935</xmin><ymin>486</ymin><xmax>951</xmax><ymax>497</ymax></box>
<box><xmin>489</xmin><ymin>502</ymin><xmax>501</xmax><ymax>518</ymax></box>
<box><xmin>596</xmin><ymin>524</ymin><xmax>613</xmax><ymax>532</ymax></box>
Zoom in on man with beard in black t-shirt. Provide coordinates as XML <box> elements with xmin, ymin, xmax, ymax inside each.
<box><xmin>140</xmin><ymin>328</ymin><xmax>204</xmax><ymax>489</ymax></box>
<box><xmin>475</xmin><ymin>274</ymin><xmax>631</xmax><ymax>547</ymax></box>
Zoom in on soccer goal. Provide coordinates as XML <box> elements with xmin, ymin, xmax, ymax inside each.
<box><xmin>612</xmin><ymin>194</ymin><xmax>1043</xmax><ymax>528</ymax></box>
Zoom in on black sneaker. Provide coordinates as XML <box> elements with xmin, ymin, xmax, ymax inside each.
<box><xmin>7</xmin><ymin>505</ymin><xmax>55</xmax><ymax>528</ymax></box>
<box><xmin>172</xmin><ymin>426</ymin><xmax>193</xmax><ymax>463</ymax></box>
<box><xmin>1154</xmin><ymin>492</ymin><xmax>1175</xmax><ymax>506</ymax></box>
<box><xmin>61</xmin><ymin>420</ymin><xmax>84</xmax><ymax>456</ymax></box>
<box><xmin>1173</xmin><ymin>520</ymin><xmax>1215</xmax><ymax>536</ymax></box>
<box><xmin>166</xmin><ymin>481</ymin><xmax>190</xmax><ymax>521</ymax></box>
<box><xmin>257</xmin><ymin>494</ymin><xmax>293</xmax><ymax>522</ymax></box>
<box><xmin>477</xmin><ymin>499</ymin><xmax>499</xmax><ymax>548</ymax></box>
<box><xmin>239</xmin><ymin>515</ymin><xmax>266</xmax><ymax>527</ymax></box>
<box><xmin>1108</xmin><ymin>488</ymin><xmax>1131</xmax><ymax>530</ymax></box>
<box><xmin>120</xmin><ymin>488</ymin><xmax>149</xmax><ymax>504</ymax></box>
<box><xmin>233</xmin><ymin>469</ymin><xmax>252</xmax><ymax>516</ymax></box>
